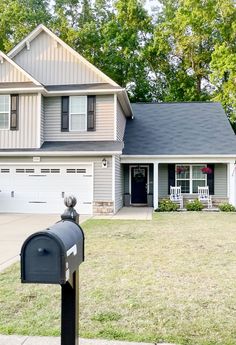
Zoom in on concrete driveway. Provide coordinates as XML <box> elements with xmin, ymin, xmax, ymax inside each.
<box><xmin>0</xmin><ymin>213</ymin><xmax>90</xmax><ymax>272</ymax></box>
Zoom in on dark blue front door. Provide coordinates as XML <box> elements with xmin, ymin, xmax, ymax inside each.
<box><xmin>131</xmin><ymin>167</ymin><xmax>147</xmax><ymax>204</ymax></box>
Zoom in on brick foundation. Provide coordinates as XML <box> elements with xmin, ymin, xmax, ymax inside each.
<box><xmin>93</xmin><ymin>201</ymin><xmax>114</xmax><ymax>214</ymax></box>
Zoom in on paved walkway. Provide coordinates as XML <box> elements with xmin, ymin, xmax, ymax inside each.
<box><xmin>0</xmin><ymin>335</ymin><xmax>175</xmax><ymax>345</ymax></box>
<box><xmin>93</xmin><ymin>207</ymin><xmax>153</xmax><ymax>220</ymax></box>
<box><xmin>0</xmin><ymin>213</ymin><xmax>90</xmax><ymax>272</ymax></box>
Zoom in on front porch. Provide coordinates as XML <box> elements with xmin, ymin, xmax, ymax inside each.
<box><xmin>122</xmin><ymin>161</ymin><xmax>235</xmax><ymax>209</ymax></box>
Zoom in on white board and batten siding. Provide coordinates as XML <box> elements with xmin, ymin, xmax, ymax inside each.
<box><xmin>0</xmin><ymin>58</ymin><xmax>29</xmax><ymax>83</ymax></box>
<box><xmin>13</xmin><ymin>31</ymin><xmax>105</xmax><ymax>85</ymax></box>
<box><xmin>44</xmin><ymin>95</ymin><xmax>114</xmax><ymax>141</ymax></box>
<box><xmin>116</xmin><ymin>100</ymin><xmax>126</xmax><ymax>141</ymax></box>
<box><xmin>40</xmin><ymin>95</ymin><xmax>45</xmax><ymax>145</ymax></box>
<box><xmin>0</xmin><ymin>94</ymin><xmax>38</xmax><ymax>149</ymax></box>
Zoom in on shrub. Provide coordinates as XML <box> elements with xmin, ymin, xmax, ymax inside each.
<box><xmin>186</xmin><ymin>199</ymin><xmax>204</xmax><ymax>211</ymax></box>
<box><xmin>156</xmin><ymin>199</ymin><xmax>179</xmax><ymax>212</ymax></box>
<box><xmin>219</xmin><ymin>202</ymin><xmax>236</xmax><ymax>212</ymax></box>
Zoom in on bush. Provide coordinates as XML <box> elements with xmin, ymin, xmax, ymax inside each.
<box><xmin>219</xmin><ymin>202</ymin><xmax>236</xmax><ymax>212</ymax></box>
<box><xmin>156</xmin><ymin>199</ymin><xmax>179</xmax><ymax>212</ymax></box>
<box><xmin>186</xmin><ymin>199</ymin><xmax>204</xmax><ymax>211</ymax></box>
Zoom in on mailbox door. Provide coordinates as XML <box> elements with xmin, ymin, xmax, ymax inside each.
<box><xmin>22</xmin><ymin>236</ymin><xmax>64</xmax><ymax>284</ymax></box>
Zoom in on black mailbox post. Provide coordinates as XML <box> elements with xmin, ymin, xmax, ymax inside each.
<box><xmin>20</xmin><ymin>196</ymin><xmax>84</xmax><ymax>345</ymax></box>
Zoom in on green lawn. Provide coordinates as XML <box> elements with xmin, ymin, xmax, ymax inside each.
<box><xmin>1</xmin><ymin>213</ymin><xmax>236</xmax><ymax>345</ymax></box>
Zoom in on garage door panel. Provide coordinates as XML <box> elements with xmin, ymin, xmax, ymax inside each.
<box><xmin>0</xmin><ymin>164</ymin><xmax>93</xmax><ymax>214</ymax></box>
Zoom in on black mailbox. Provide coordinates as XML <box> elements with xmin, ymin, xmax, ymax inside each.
<box><xmin>21</xmin><ymin>219</ymin><xmax>84</xmax><ymax>285</ymax></box>
<box><xmin>20</xmin><ymin>196</ymin><xmax>85</xmax><ymax>345</ymax></box>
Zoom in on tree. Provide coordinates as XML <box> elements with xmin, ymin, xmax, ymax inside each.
<box><xmin>0</xmin><ymin>0</ymin><xmax>51</xmax><ymax>52</ymax></box>
<box><xmin>210</xmin><ymin>1</ymin><xmax>236</xmax><ymax>122</ymax></box>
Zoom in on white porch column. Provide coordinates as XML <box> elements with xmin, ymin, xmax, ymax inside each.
<box><xmin>153</xmin><ymin>162</ymin><xmax>159</xmax><ymax>209</ymax></box>
<box><xmin>228</xmin><ymin>161</ymin><xmax>236</xmax><ymax>206</ymax></box>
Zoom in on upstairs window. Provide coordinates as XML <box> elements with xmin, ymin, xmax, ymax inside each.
<box><xmin>69</xmin><ymin>96</ymin><xmax>87</xmax><ymax>131</ymax></box>
<box><xmin>0</xmin><ymin>95</ymin><xmax>10</xmax><ymax>129</ymax></box>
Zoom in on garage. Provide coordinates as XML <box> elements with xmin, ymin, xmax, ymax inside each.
<box><xmin>0</xmin><ymin>164</ymin><xmax>93</xmax><ymax>214</ymax></box>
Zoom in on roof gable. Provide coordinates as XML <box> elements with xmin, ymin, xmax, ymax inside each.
<box><xmin>0</xmin><ymin>51</ymin><xmax>41</xmax><ymax>85</ymax></box>
<box><xmin>8</xmin><ymin>25</ymin><xmax>119</xmax><ymax>86</ymax></box>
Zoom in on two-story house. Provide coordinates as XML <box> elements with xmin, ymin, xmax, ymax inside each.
<box><xmin>0</xmin><ymin>24</ymin><xmax>236</xmax><ymax>214</ymax></box>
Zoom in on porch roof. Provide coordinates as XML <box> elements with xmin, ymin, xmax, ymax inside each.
<box><xmin>123</xmin><ymin>102</ymin><xmax>236</xmax><ymax>156</ymax></box>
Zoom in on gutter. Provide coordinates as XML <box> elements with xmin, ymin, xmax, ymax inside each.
<box><xmin>0</xmin><ymin>151</ymin><xmax>122</xmax><ymax>156</ymax></box>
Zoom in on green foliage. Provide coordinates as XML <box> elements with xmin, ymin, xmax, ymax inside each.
<box><xmin>186</xmin><ymin>199</ymin><xmax>204</xmax><ymax>211</ymax></box>
<box><xmin>219</xmin><ymin>202</ymin><xmax>236</xmax><ymax>212</ymax></box>
<box><xmin>0</xmin><ymin>0</ymin><xmax>52</xmax><ymax>52</ymax></box>
<box><xmin>1</xmin><ymin>0</ymin><xmax>236</xmax><ymax>113</ymax></box>
<box><xmin>156</xmin><ymin>199</ymin><xmax>179</xmax><ymax>212</ymax></box>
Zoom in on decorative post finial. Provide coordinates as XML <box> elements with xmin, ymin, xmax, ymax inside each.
<box><xmin>61</xmin><ymin>195</ymin><xmax>80</xmax><ymax>224</ymax></box>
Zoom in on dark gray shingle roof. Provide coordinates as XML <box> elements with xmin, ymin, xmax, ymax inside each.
<box><xmin>123</xmin><ymin>102</ymin><xmax>236</xmax><ymax>155</ymax></box>
<box><xmin>0</xmin><ymin>82</ymin><xmax>41</xmax><ymax>88</ymax></box>
<box><xmin>45</xmin><ymin>83</ymin><xmax>121</xmax><ymax>91</ymax></box>
<box><xmin>0</xmin><ymin>141</ymin><xmax>123</xmax><ymax>152</ymax></box>
<box><xmin>41</xmin><ymin>141</ymin><xmax>123</xmax><ymax>152</ymax></box>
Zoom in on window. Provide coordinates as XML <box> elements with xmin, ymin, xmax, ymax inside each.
<box><xmin>0</xmin><ymin>95</ymin><xmax>10</xmax><ymax>129</ymax></box>
<box><xmin>176</xmin><ymin>164</ymin><xmax>207</xmax><ymax>193</ymax></box>
<box><xmin>69</xmin><ymin>96</ymin><xmax>87</xmax><ymax>131</ymax></box>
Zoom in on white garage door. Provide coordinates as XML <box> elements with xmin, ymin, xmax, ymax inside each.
<box><xmin>0</xmin><ymin>164</ymin><xmax>93</xmax><ymax>214</ymax></box>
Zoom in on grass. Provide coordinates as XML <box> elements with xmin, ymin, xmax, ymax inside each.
<box><xmin>1</xmin><ymin>213</ymin><xmax>236</xmax><ymax>344</ymax></box>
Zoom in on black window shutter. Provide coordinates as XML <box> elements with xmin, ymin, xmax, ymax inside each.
<box><xmin>61</xmin><ymin>96</ymin><xmax>69</xmax><ymax>132</ymax></box>
<box><xmin>87</xmin><ymin>95</ymin><xmax>96</xmax><ymax>131</ymax></box>
<box><xmin>207</xmin><ymin>164</ymin><xmax>214</xmax><ymax>195</ymax></box>
<box><xmin>168</xmin><ymin>164</ymin><xmax>176</xmax><ymax>194</ymax></box>
<box><xmin>10</xmin><ymin>94</ymin><xmax>19</xmax><ymax>130</ymax></box>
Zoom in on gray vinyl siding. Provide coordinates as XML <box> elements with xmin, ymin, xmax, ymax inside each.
<box><xmin>117</xmin><ymin>100</ymin><xmax>126</xmax><ymax>141</ymax></box>
<box><xmin>158</xmin><ymin>164</ymin><xmax>168</xmax><ymax>197</ymax></box>
<box><xmin>0</xmin><ymin>58</ymin><xmax>29</xmax><ymax>82</ymax></box>
<box><xmin>44</xmin><ymin>95</ymin><xmax>114</xmax><ymax>141</ymax></box>
<box><xmin>114</xmin><ymin>155</ymin><xmax>123</xmax><ymax>212</ymax></box>
<box><xmin>13</xmin><ymin>31</ymin><xmax>105</xmax><ymax>85</ymax></box>
<box><xmin>40</xmin><ymin>95</ymin><xmax>45</xmax><ymax>145</ymax></box>
<box><xmin>214</xmin><ymin>164</ymin><xmax>227</xmax><ymax>197</ymax></box>
<box><xmin>0</xmin><ymin>94</ymin><xmax>38</xmax><ymax>149</ymax></box>
<box><xmin>0</xmin><ymin>155</ymin><xmax>113</xmax><ymax>201</ymax></box>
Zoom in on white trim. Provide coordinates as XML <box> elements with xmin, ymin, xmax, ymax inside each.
<box><xmin>228</xmin><ymin>162</ymin><xmax>236</xmax><ymax>206</ymax></box>
<box><xmin>114</xmin><ymin>94</ymin><xmax>117</xmax><ymax>140</ymax></box>
<box><xmin>0</xmin><ymin>51</ymin><xmax>41</xmax><ymax>86</ymax></box>
<box><xmin>0</xmin><ymin>151</ymin><xmax>121</xmax><ymax>156</ymax></box>
<box><xmin>121</xmin><ymin>154</ymin><xmax>236</xmax><ymax>159</ymax></box>
<box><xmin>129</xmin><ymin>165</ymin><xmax>149</xmax><ymax>204</ymax></box>
<box><xmin>0</xmin><ymin>94</ymin><xmax>10</xmax><ymax>130</ymax></box>
<box><xmin>91</xmin><ymin>162</ymin><xmax>94</xmax><ymax>208</ymax></box>
<box><xmin>112</xmin><ymin>155</ymin><xmax>115</xmax><ymax>208</ymax></box>
<box><xmin>37</xmin><ymin>93</ymin><xmax>41</xmax><ymax>148</ymax></box>
<box><xmin>0</xmin><ymin>162</ymin><xmax>94</xmax><ymax>165</ymax></box>
<box><xmin>69</xmin><ymin>95</ymin><xmax>87</xmax><ymax>132</ymax></box>
<box><xmin>45</xmin><ymin>89</ymin><xmax>123</xmax><ymax>95</ymax></box>
<box><xmin>8</xmin><ymin>24</ymin><xmax>119</xmax><ymax>87</ymax></box>
<box><xmin>153</xmin><ymin>163</ymin><xmax>159</xmax><ymax>209</ymax></box>
<box><xmin>175</xmin><ymin>164</ymin><xmax>207</xmax><ymax>194</ymax></box>
<box><xmin>121</xmin><ymin>156</ymin><xmax>236</xmax><ymax>164</ymax></box>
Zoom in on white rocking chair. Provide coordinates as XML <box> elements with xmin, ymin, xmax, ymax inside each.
<box><xmin>170</xmin><ymin>186</ymin><xmax>183</xmax><ymax>209</ymax></box>
<box><xmin>198</xmin><ymin>186</ymin><xmax>212</xmax><ymax>208</ymax></box>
